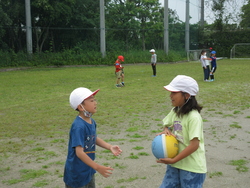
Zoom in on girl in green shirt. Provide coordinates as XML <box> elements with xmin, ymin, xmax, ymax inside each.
<box><xmin>157</xmin><ymin>75</ymin><xmax>207</xmax><ymax>188</ymax></box>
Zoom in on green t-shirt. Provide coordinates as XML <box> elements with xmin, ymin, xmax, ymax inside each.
<box><xmin>163</xmin><ymin>108</ymin><xmax>207</xmax><ymax>173</ymax></box>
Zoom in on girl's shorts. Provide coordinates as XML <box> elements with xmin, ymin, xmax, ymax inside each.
<box><xmin>159</xmin><ymin>165</ymin><xmax>206</xmax><ymax>188</ymax></box>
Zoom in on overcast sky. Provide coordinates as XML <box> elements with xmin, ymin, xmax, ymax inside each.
<box><xmin>159</xmin><ymin>0</ymin><xmax>247</xmax><ymax>24</ymax></box>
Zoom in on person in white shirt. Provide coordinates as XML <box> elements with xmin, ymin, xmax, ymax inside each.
<box><xmin>200</xmin><ymin>50</ymin><xmax>211</xmax><ymax>82</ymax></box>
<box><xmin>150</xmin><ymin>49</ymin><xmax>157</xmax><ymax>77</ymax></box>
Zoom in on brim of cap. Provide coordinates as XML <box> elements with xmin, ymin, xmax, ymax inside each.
<box><xmin>85</xmin><ymin>89</ymin><xmax>100</xmax><ymax>100</ymax></box>
<box><xmin>163</xmin><ymin>85</ymin><xmax>180</xmax><ymax>92</ymax></box>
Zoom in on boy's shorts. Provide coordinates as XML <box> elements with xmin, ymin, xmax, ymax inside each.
<box><xmin>159</xmin><ymin>165</ymin><xmax>206</xmax><ymax>188</ymax></box>
<box><xmin>116</xmin><ymin>71</ymin><xmax>122</xmax><ymax>78</ymax></box>
<box><xmin>65</xmin><ymin>175</ymin><xmax>95</xmax><ymax>188</ymax></box>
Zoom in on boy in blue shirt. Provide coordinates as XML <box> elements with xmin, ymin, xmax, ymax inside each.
<box><xmin>210</xmin><ymin>51</ymin><xmax>217</xmax><ymax>81</ymax></box>
<box><xmin>64</xmin><ymin>87</ymin><xmax>122</xmax><ymax>188</ymax></box>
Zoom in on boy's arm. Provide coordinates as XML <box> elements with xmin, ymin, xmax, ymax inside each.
<box><xmin>96</xmin><ymin>137</ymin><xmax>111</xmax><ymax>150</ymax></box>
<box><xmin>96</xmin><ymin>137</ymin><xmax>122</xmax><ymax>156</ymax></box>
<box><xmin>115</xmin><ymin>63</ymin><xmax>123</xmax><ymax>70</ymax></box>
<box><xmin>75</xmin><ymin>146</ymin><xmax>113</xmax><ymax>178</ymax></box>
<box><xmin>152</xmin><ymin>55</ymin><xmax>157</xmax><ymax>64</ymax></box>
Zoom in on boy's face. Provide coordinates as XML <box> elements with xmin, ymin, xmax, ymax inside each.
<box><xmin>80</xmin><ymin>96</ymin><xmax>98</xmax><ymax>114</ymax></box>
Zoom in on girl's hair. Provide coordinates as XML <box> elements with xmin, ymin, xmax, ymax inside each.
<box><xmin>199</xmin><ymin>50</ymin><xmax>206</xmax><ymax>59</ymax></box>
<box><xmin>173</xmin><ymin>93</ymin><xmax>203</xmax><ymax>117</ymax></box>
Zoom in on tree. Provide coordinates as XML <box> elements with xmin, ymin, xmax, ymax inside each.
<box><xmin>105</xmin><ymin>0</ymin><xmax>182</xmax><ymax>51</ymax></box>
<box><xmin>205</xmin><ymin>0</ymin><xmax>245</xmax><ymax>31</ymax></box>
<box><xmin>0</xmin><ymin>3</ymin><xmax>12</xmax><ymax>50</ymax></box>
<box><xmin>32</xmin><ymin>0</ymin><xmax>76</xmax><ymax>52</ymax></box>
<box><xmin>133</xmin><ymin>0</ymin><xmax>163</xmax><ymax>51</ymax></box>
<box><xmin>105</xmin><ymin>0</ymin><xmax>142</xmax><ymax>51</ymax></box>
<box><xmin>211</xmin><ymin>0</ymin><xmax>226</xmax><ymax>31</ymax></box>
<box><xmin>0</xmin><ymin>0</ymin><xmax>25</xmax><ymax>52</ymax></box>
<box><xmin>240</xmin><ymin>0</ymin><xmax>250</xmax><ymax>28</ymax></box>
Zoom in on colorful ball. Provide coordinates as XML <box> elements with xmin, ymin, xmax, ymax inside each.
<box><xmin>151</xmin><ymin>134</ymin><xmax>179</xmax><ymax>159</ymax></box>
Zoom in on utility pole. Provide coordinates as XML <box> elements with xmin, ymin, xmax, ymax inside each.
<box><xmin>164</xmin><ymin>0</ymin><xmax>169</xmax><ymax>54</ymax></box>
<box><xmin>185</xmin><ymin>0</ymin><xmax>190</xmax><ymax>52</ymax></box>
<box><xmin>100</xmin><ymin>0</ymin><xmax>106</xmax><ymax>58</ymax></box>
<box><xmin>25</xmin><ymin>0</ymin><xmax>33</xmax><ymax>55</ymax></box>
<box><xmin>200</xmin><ymin>0</ymin><xmax>204</xmax><ymax>28</ymax></box>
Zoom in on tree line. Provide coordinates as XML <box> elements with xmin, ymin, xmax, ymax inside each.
<box><xmin>0</xmin><ymin>0</ymin><xmax>250</xmax><ymax>67</ymax></box>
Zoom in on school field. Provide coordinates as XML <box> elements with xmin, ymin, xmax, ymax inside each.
<box><xmin>0</xmin><ymin>60</ymin><xmax>250</xmax><ymax>188</ymax></box>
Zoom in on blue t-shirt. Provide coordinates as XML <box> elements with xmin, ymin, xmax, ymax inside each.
<box><xmin>210</xmin><ymin>56</ymin><xmax>217</xmax><ymax>68</ymax></box>
<box><xmin>64</xmin><ymin>116</ymin><xmax>97</xmax><ymax>187</ymax></box>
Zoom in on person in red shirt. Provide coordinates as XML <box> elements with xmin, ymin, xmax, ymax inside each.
<box><xmin>114</xmin><ymin>55</ymin><xmax>125</xmax><ymax>87</ymax></box>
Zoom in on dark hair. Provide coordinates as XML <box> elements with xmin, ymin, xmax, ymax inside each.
<box><xmin>199</xmin><ymin>50</ymin><xmax>206</xmax><ymax>59</ymax></box>
<box><xmin>76</xmin><ymin>101</ymin><xmax>85</xmax><ymax>111</ymax></box>
<box><xmin>173</xmin><ymin>94</ymin><xmax>202</xmax><ymax>117</ymax></box>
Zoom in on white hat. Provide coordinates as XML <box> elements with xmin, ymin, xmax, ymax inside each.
<box><xmin>149</xmin><ymin>49</ymin><xmax>155</xmax><ymax>53</ymax></box>
<box><xmin>164</xmin><ymin>75</ymin><xmax>199</xmax><ymax>96</ymax></box>
<box><xmin>69</xmin><ymin>87</ymin><xmax>100</xmax><ymax>110</ymax></box>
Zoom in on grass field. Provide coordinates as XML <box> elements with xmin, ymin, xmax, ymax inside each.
<box><xmin>0</xmin><ymin>60</ymin><xmax>249</xmax><ymax>187</ymax></box>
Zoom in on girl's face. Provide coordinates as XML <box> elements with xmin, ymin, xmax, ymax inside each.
<box><xmin>169</xmin><ymin>92</ymin><xmax>186</xmax><ymax>107</ymax></box>
<box><xmin>81</xmin><ymin>96</ymin><xmax>98</xmax><ymax>114</ymax></box>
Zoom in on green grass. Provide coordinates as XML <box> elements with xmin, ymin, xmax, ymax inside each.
<box><xmin>0</xmin><ymin>60</ymin><xmax>249</xmax><ymax>139</ymax></box>
<box><xmin>33</xmin><ymin>180</ymin><xmax>49</xmax><ymax>187</ymax></box>
<box><xmin>209</xmin><ymin>171</ymin><xmax>223</xmax><ymax>178</ymax></box>
<box><xmin>117</xmin><ymin>176</ymin><xmax>139</xmax><ymax>183</ymax></box>
<box><xmin>0</xmin><ymin>59</ymin><xmax>250</xmax><ymax>186</ymax></box>
<box><xmin>229</xmin><ymin>122</ymin><xmax>242</xmax><ymax>129</ymax></box>
<box><xmin>127</xmin><ymin>153</ymin><xmax>139</xmax><ymax>159</ymax></box>
<box><xmin>132</xmin><ymin>146</ymin><xmax>144</xmax><ymax>150</ymax></box>
<box><xmin>3</xmin><ymin>169</ymin><xmax>48</xmax><ymax>184</ymax></box>
<box><xmin>228</xmin><ymin>159</ymin><xmax>249</xmax><ymax>172</ymax></box>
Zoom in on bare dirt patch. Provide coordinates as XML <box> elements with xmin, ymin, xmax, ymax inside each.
<box><xmin>1</xmin><ymin>107</ymin><xmax>249</xmax><ymax>188</ymax></box>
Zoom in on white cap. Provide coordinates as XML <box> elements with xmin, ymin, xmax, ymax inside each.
<box><xmin>164</xmin><ymin>75</ymin><xmax>199</xmax><ymax>96</ymax></box>
<box><xmin>69</xmin><ymin>87</ymin><xmax>100</xmax><ymax>110</ymax></box>
<box><xmin>149</xmin><ymin>49</ymin><xmax>155</xmax><ymax>53</ymax></box>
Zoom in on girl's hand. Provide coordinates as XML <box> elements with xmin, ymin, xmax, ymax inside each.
<box><xmin>156</xmin><ymin>157</ymin><xmax>176</xmax><ymax>164</ymax></box>
<box><xmin>157</xmin><ymin>127</ymin><xmax>175</xmax><ymax>137</ymax></box>
<box><xmin>110</xmin><ymin>145</ymin><xmax>122</xmax><ymax>156</ymax></box>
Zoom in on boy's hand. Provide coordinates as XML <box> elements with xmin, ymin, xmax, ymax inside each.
<box><xmin>96</xmin><ymin>165</ymin><xmax>113</xmax><ymax>178</ymax></box>
<box><xmin>110</xmin><ymin>145</ymin><xmax>122</xmax><ymax>156</ymax></box>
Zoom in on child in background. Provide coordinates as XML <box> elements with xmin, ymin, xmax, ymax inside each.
<box><xmin>150</xmin><ymin>49</ymin><xmax>157</xmax><ymax>77</ymax></box>
<box><xmin>157</xmin><ymin>75</ymin><xmax>207</xmax><ymax>188</ymax></box>
<box><xmin>64</xmin><ymin>87</ymin><xmax>122</xmax><ymax>188</ymax></box>
<box><xmin>209</xmin><ymin>47</ymin><xmax>213</xmax><ymax>53</ymax></box>
<box><xmin>200</xmin><ymin>50</ymin><xmax>211</xmax><ymax>82</ymax></box>
<box><xmin>115</xmin><ymin>55</ymin><xmax>125</xmax><ymax>87</ymax></box>
<box><xmin>210</xmin><ymin>51</ymin><xmax>217</xmax><ymax>81</ymax></box>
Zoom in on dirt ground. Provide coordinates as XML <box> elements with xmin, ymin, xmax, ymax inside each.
<box><xmin>0</xmin><ymin>107</ymin><xmax>249</xmax><ymax>188</ymax></box>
